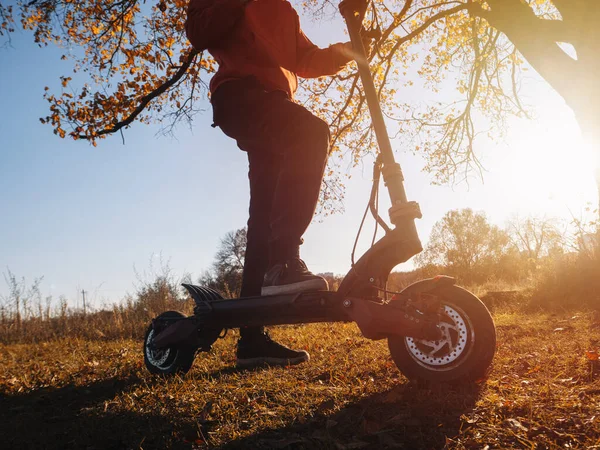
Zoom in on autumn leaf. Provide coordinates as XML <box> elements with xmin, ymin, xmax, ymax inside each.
<box><xmin>586</xmin><ymin>350</ymin><xmax>599</xmax><ymax>361</ymax></box>
<box><xmin>1</xmin><ymin>0</ymin><xmax>597</xmax><ymax>213</ymax></box>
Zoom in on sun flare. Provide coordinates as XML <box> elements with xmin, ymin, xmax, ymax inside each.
<box><xmin>496</xmin><ymin>122</ymin><xmax>598</xmax><ymax>220</ymax></box>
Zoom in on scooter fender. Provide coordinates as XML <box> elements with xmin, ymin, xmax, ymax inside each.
<box><xmin>152</xmin><ymin>317</ymin><xmax>199</xmax><ymax>349</ymax></box>
<box><xmin>400</xmin><ymin>275</ymin><xmax>456</xmax><ymax>295</ymax></box>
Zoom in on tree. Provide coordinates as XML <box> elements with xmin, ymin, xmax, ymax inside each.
<box><xmin>199</xmin><ymin>228</ymin><xmax>246</xmax><ymax>297</ymax></box>
<box><xmin>507</xmin><ymin>215</ymin><xmax>564</xmax><ymax>262</ymax></box>
<box><xmin>415</xmin><ymin>208</ymin><xmax>510</xmax><ymax>282</ymax></box>
<box><xmin>1</xmin><ymin>269</ymin><xmax>43</xmax><ymax>331</ymax></box>
<box><xmin>1</xmin><ymin>0</ymin><xmax>598</xmax><ymax>210</ymax></box>
<box><xmin>566</xmin><ymin>207</ymin><xmax>599</xmax><ymax>260</ymax></box>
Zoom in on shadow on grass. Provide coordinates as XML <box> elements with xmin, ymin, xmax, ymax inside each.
<box><xmin>0</xmin><ymin>374</ymin><xmax>193</xmax><ymax>450</ymax></box>
<box><xmin>0</xmin><ymin>365</ymin><xmax>482</xmax><ymax>449</ymax></box>
<box><xmin>218</xmin><ymin>381</ymin><xmax>483</xmax><ymax>450</ymax></box>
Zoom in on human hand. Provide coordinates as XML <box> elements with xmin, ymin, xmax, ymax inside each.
<box><xmin>339</xmin><ymin>0</ymin><xmax>369</xmax><ymax>22</ymax></box>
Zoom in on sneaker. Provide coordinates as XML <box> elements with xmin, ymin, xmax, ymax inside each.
<box><xmin>236</xmin><ymin>332</ymin><xmax>310</xmax><ymax>368</ymax></box>
<box><xmin>261</xmin><ymin>258</ymin><xmax>329</xmax><ymax>296</ymax></box>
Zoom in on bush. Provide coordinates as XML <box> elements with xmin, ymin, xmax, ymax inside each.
<box><xmin>529</xmin><ymin>251</ymin><xmax>600</xmax><ymax>310</ymax></box>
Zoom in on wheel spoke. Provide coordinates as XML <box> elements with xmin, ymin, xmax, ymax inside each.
<box><xmin>443</xmin><ymin>323</ymin><xmax>459</xmax><ymax>333</ymax></box>
<box><xmin>405</xmin><ymin>304</ymin><xmax>470</xmax><ymax>367</ymax></box>
<box><xmin>425</xmin><ymin>339</ymin><xmax>448</xmax><ymax>355</ymax></box>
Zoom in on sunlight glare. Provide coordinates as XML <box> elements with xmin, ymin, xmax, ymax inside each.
<box><xmin>498</xmin><ymin>122</ymin><xmax>597</xmax><ymax>219</ymax></box>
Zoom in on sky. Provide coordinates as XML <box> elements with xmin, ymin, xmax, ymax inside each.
<box><xmin>0</xmin><ymin>5</ymin><xmax>597</xmax><ymax>310</ymax></box>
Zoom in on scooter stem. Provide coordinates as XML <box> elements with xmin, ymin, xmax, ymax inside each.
<box><xmin>342</xmin><ymin>5</ymin><xmax>421</xmax><ymax>229</ymax></box>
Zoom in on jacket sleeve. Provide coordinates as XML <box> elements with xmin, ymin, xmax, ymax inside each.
<box><xmin>185</xmin><ymin>0</ymin><xmax>246</xmax><ymax>51</ymax></box>
<box><xmin>295</xmin><ymin>16</ymin><xmax>352</xmax><ymax>78</ymax></box>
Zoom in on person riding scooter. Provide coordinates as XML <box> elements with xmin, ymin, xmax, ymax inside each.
<box><xmin>185</xmin><ymin>0</ymin><xmax>370</xmax><ymax>368</ymax></box>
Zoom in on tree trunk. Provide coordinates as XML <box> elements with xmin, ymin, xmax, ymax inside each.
<box><xmin>570</xmin><ymin>5</ymin><xmax>600</xmax><ymax>221</ymax></box>
<box><xmin>483</xmin><ymin>0</ymin><xmax>600</xmax><ymax>225</ymax></box>
<box><xmin>573</xmin><ymin>109</ymin><xmax>600</xmax><ymax>222</ymax></box>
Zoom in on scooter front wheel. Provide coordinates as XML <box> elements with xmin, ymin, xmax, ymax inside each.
<box><xmin>388</xmin><ymin>283</ymin><xmax>495</xmax><ymax>384</ymax></box>
<box><xmin>143</xmin><ymin>311</ymin><xmax>196</xmax><ymax>376</ymax></box>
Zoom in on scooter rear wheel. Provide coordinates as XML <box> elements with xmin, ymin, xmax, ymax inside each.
<box><xmin>143</xmin><ymin>311</ymin><xmax>196</xmax><ymax>376</ymax></box>
<box><xmin>388</xmin><ymin>284</ymin><xmax>495</xmax><ymax>384</ymax></box>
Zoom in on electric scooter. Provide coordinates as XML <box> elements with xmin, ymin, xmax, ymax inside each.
<box><xmin>142</xmin><ymin>3</ymin><xmax>496</xmax><ymax>384</ymax></box>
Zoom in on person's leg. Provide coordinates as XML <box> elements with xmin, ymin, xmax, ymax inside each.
<box><xmin>212</xmin><ymin>78</ymin><xmax>275</xmax><ymax>297</ymax></box>
<box><xmin>236</xmin><ymin>149</ymin><xmax>311</xmax><ymax>366</ymax></box>
<box><xmin>238</xmin><ymin>150</ymin><xmax>279</xmax><ymax>339</ymax></box>
<box><xmin>239</xmin><ymin>151</ymin><xmax>280</xmax><ymax>298</ymax></box>
<box><xmin>235</xmin><ymin>152</ymin><xmax>310</xmax><ymax>365</ymax></box>
<box><xmin>256</xmin><ymin>95</ymin><xmax>331</xmax><ymax>295</ymax></box>
<box><xmin>267</xmin><ymin>107</ymin><xmax>330</xmax><ymax>264</ymax></box>
<box><xmin>213</xmin><ymin>78</ymin><xmax>330</xmax><ymax>296</ymax></box>
<box><xmin>211</xmin><ymin>79</ymin><xmax>311</xmax><ymax>366</ymax></box>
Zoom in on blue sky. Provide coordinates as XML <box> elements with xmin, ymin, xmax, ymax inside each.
<box><xmin>0</xmin><ymin>6</ymin><xmax>597</xmax><ymax>310</ymax></box>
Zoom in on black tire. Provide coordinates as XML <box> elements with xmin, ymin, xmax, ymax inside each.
<box><xmin>143</xmin><ymin>311</ymin><xmax>196</xmax><ymax>376</ymax></box>
<box><xmin>388</xmin><ymin>284</ymin><xmax>496</xmax><ymax>384</ymax></box>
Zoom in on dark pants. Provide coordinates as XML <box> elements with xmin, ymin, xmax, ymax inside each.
<box><xmin>212</xmin><ymin>77</ymin><xmax>330</xmax><ymax>306</ymax></box>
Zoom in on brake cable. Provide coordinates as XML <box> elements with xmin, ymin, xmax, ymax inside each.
<box><xmin>350</xmin><ymin>154</ymin><xmax>391</xmax><ymax>268</ymax></box>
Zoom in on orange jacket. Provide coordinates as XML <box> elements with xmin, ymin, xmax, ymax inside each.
<box><xmin>185</xmin><ymin>0</ymin><xmax>352</xmax><ymax>98</ymax></box>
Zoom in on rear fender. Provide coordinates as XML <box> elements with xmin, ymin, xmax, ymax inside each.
<box><xmin>152</xmin><ymin>317</ymin><xmax>199</xmax><ymax>349</ymax></box>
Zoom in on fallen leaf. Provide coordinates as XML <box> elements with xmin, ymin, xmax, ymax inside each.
<box><xmin>586</xmin><ymin>350</ymin><xmax>599</xmax><ymax>361</ymax></box>
<box><xmin>461</xmin><ymin>414</ymin><xmax>479</xmax><ymax>424</ymax></box>
<box><xmin>527</xmin><ymin>425</ymin><xmax>565</xmax><ymax>439</ymax></box>
<box><xmin>506</xmin><ymin>418</ymin><xmax>528</xmax><ymax>432</ymax></box>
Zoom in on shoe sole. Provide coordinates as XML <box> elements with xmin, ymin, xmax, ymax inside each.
<box><xmin>236</xmin><ymin>352</ymin><xmax>310</xmax><ymax>369</ymax></box>
<box><xmin>261</xmin><ymin>279</ymin><xmax>329</xmax><ymax>296</ymax></box>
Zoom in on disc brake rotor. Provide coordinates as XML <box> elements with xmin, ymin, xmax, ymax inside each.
<box><xmin>405</xmin><ymin>305</ymin><xmax>470</xmax><ymax>367</ymax></box>
<box><xmin>146</xmin><ymin>329</ymin><xmax>171</xmax><ymax>366</ymax></box>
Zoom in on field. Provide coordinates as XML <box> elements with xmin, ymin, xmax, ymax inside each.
<box><xmin>1</xmin><ymin>309</ymin><xmax>600</xmax><ymax>449</ymax></box>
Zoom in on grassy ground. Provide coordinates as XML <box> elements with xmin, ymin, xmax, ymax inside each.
<box><xmin>1</xmin><ymin>310</ymin><xmax>599</xmax><ymax>449</ymax></box>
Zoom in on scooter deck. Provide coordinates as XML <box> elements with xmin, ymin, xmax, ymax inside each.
<box><xmin>186</xmin><ymin>286</ymin><xmax>350</xmax><ymax>329</ymax></box>
<box><xmin>182</xmin><ymin>283</ymin><xmax>442</xmax><ymax>342</ymax></box>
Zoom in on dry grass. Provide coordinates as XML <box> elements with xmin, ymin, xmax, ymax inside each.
<box><xmin>0</xmin><ymin>277</ymin><xmax>195</xmax><ymax>345</ymax></box>
<box><xmin>2</xmin><ymin>309</ymin><xmax>600</xmax><ymax>449</ymax></box>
